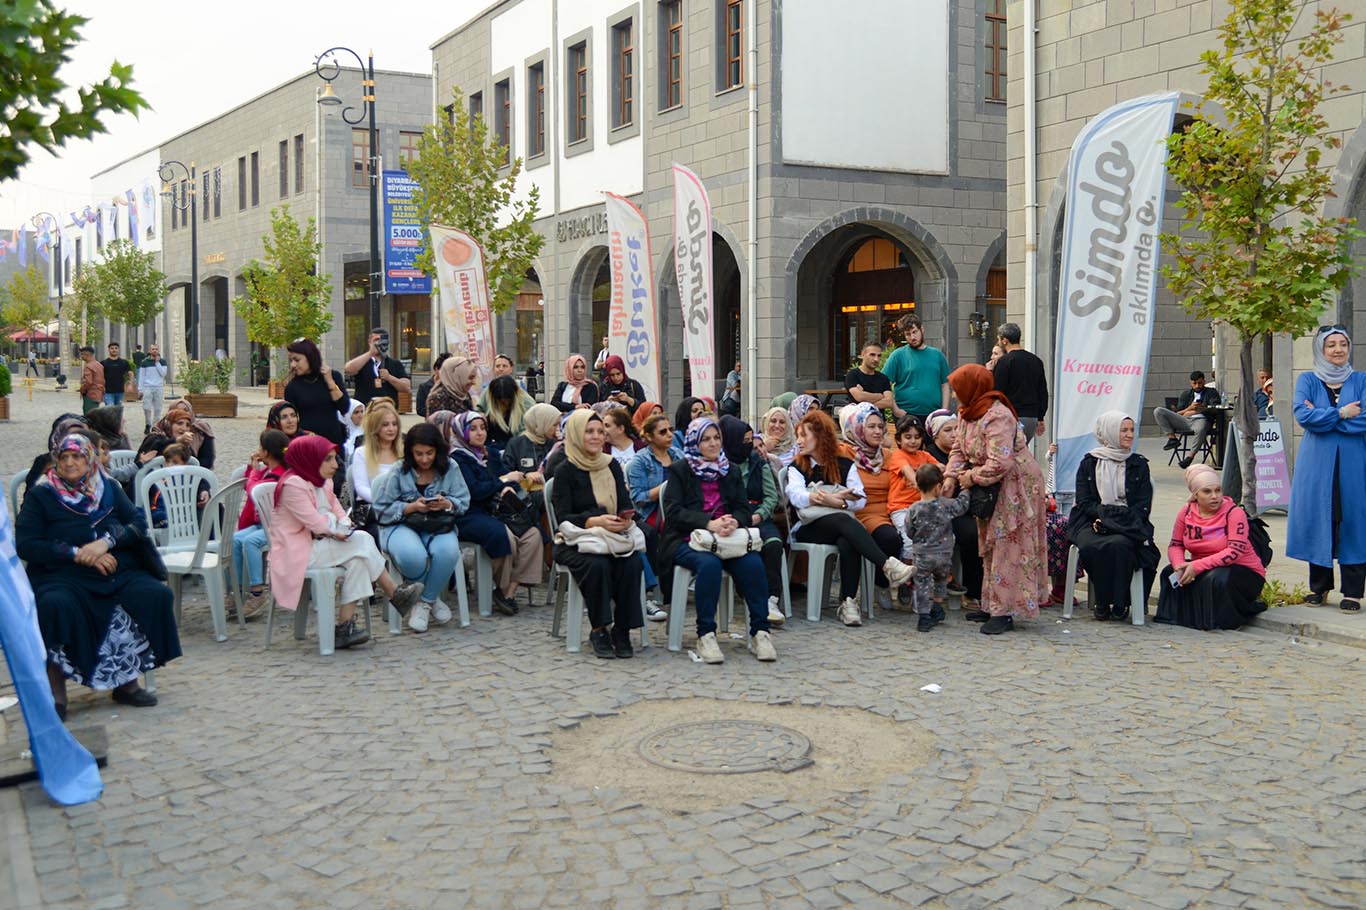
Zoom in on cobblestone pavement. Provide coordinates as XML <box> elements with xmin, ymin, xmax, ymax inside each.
<box><xmin>2</xmin><ymin>386</ymin><xmax>1364</xmax><ymax>910</ymax></box>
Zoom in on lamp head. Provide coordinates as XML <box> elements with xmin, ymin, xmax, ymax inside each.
<box><xmin>318</xmin><ymin>83</ymin><xmax>341</xmax><ymax>106</ymax></box>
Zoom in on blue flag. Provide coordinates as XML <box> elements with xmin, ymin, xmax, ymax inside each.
<box><xmin>0</xmin><ymin>487</ymin><xmax>103</xmax><ymax>805</ymax></box>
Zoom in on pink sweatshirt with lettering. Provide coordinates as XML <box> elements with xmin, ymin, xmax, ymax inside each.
<box><xmin>1167</xmin><ymin>497</ymin><xmax>1265</xmax><ymax>578</ymax></box>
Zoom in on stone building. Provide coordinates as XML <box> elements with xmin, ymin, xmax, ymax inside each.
<box><xmin>431</xmin><ymin>0</ymin><xmax>1009</xmax><ymax>410</ymax></box>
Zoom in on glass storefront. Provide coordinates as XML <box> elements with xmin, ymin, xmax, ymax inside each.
<box><xmin>396</xmin><ymin>294</ymin><xmax>431</xmax><ymax>371</ymax></box>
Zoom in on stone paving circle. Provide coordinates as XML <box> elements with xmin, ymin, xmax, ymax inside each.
<box><xmin>637</xmin><ymin>719</ymin><xmax>814</xmax><ymax>774</ymax></box>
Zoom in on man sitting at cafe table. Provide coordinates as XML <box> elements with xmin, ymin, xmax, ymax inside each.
<box><xmin>1153</xmin><ymin>370</ymin><xmax>1219</xmax><ymax>468</ymax></box>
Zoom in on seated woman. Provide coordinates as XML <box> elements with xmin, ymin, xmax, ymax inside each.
<box><xmin>502</xmin><ymin>402</ymin><xmax>561</xmax><ymax>514</ymax></box>
<box><xmin>551</xmin><ymin>354</ymin><xmax>600</xmax><ymax>413</ymax></box>
<box><xmin>661</xmin><ymin>417</ymin><xmax>777</xmax><ymax>664</ymax></box>
<box><xmin>672</xmin><ymin>397</ymin><xmax>706</xmax><ymax>450</ymax></box>
<box><xmin>839</xmin><ymin>403</ymin><xmax>907</xmax><ymax>611</ymax></box>
<box><xmin>480</xmin><ymin>375</ymin><xmax>535</xmax><ymax>460</ymax></box>
<box><xmin>603</xmin><ymin>407</ymin><xmax>644</xmax><ymax>467</ymax></box>
<box><xmin>373</xmin><ymin>423</ymin><xmax>472</xmax><ymax>633</ymax></box>
<box><xmin>786</xmin><ymin>410</ymin><xmax>915</xmax><ymax>627</ymax></box>
<box><xmin>348</xmin><ymin>398</ymin><xmax>402</xmax><ymax>534</ymax></box>
<box><xmin>343</xmin><ymin>401</ymin><xmax>365</xmax><ymax>463</ymax></box>
<box><xmin>551</xmin><ymin>411</ymin><xmax>646</xmax><ymax>658</ymax></box>
<box><xmin>626</xmin><ymin>414</ymin><xmax>679</xmax><ymax>530</ymax></box>
<box><xmin>154</xmin><ymin>399</ymin><xmax>216</xmax><ymax>469</ymax></box>
<box><xmin>720</xmin><ymin>416</ymin><xmax>787</xmax><ymax>626</ymax></box>
<box><xmin>759</xmin><ymin>406</ymin><xmax>798</xmax><ymax>468</ymax></box>
<box><xmin>597</xmin><ymin>355</ymin><xmax>647</xmax><ymax>411</ymax></box>
<box><xmin>267</xmin><ymin>400</ymin><xmax>311</xmax><ymax>442</ymax></box>
<box><xmin>26</xmin><ymin>414</ymin><xmax>89</xmax><ymax>491</ymax></box>
<box><xmin>632</xmin><ymin>401</ymin><xmax>663</xmax><ymax>435</ymax></box>
<box><xmin>233</xmin><ymin>429</ymin><xmax>290</xmax><ymax>619</ymax></box>
<box><xmin>1066</xmin><ymin>411</ymin><xmax>1160</xmax><ymax>621</ymax></box>
<box><xmin>268</xmin><ymin>436</ymin><xmax>423</xmax><ymax>649</ymax></box>
<box><xmin>1156</xmin><ymin>465</ymin><xmax>1268</xmax><ymax>631</ymax></box>
<box><xmin>85</xmin><ymin>405</ymin><xmax>131</xmax><ymax>451</ymax></box>
<box><xmin>447</xmin><ymin>412</ymin><xmax>545</xmax><ymax>615</ymax></box>
<box><xmin>16</xmin><ymin>433</ymin><xmax>180</xmax><ymax>720</ymax></box>
<box><xmin>425</xmin><ymin>356</ymin><xmax>478</xmax><ymax>416</ymax></box>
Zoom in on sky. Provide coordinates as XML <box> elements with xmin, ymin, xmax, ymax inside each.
<box><xmin>0</xmin><ymin>0</ymin><xmax>489</xmax><ymax>227</ymax></box>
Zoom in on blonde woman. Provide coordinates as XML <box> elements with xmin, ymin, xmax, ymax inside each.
<box><xmin>349</xmin><ymin>399</ymin><xmax>404</xmax><ymax>521</ymax></box>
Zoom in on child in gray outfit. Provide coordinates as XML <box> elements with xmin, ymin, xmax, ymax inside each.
<box><xmin>904</xmin><ymin>463</ymin><xmax>969</xmax><ymax>632</ymax></box>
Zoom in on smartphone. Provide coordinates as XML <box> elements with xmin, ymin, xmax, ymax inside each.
<box><xmin>1169</xmin><ymin>574</ymin><xmax>1181</xmax><ymax>588</ymax></box>
<box><xmin>618</xmin><ymin>509</ymin><xmax>636</xmax><ymax>522</ymax></box>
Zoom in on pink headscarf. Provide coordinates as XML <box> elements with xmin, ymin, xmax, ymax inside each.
<box><xmin>562</xmin><ymin>354</ymin><xmax>591</xmax><ymax>404</ymax></box>
<box><xmin>1183</xmin><ymin>463</ymin><xmax>1220</xmax><ymax>501</ymax></box>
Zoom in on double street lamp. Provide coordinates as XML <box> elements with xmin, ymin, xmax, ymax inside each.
<box><xmin>159</xmin><ymin>159</ymin><xmax>199</xmax><ymax>360</ymax></box>
<box><xmin>314</xmin><ymin>46</ymin><xmax>382</xmax><ymax>328</ymax></box>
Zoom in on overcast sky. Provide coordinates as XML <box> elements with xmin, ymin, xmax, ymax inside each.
<box><xmin>0</xmin><ymin>0</ymin><xmax>488</xmax><ymax>226</ymax></box>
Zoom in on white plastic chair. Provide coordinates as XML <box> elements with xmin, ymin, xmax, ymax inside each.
<box><xmin>381</xmin><ymin>531</ymin><xmax>472</xmax><ymax>632</ymax></box>
<box><xmin>780</xmin><ymin>467</ymin><xmax>874</xmax><ymax>622</ymax></box>
<box><xmin>151</xmin><ymin>473</ymin><xmax>239</xmax><ymax>643</ymax></box>
<box><xmin>252</xmin><ymin>482</ymin><xmax>363</xmax><ymax>656</ymax></box>
<box><xmin>462</xmin><ymin>542</ymin><xmax>495</xmax><ymax>617</ymax></box>
<box><xmin>545</xmin><ymin>477</ymin><xmax>649</xmax><ymax>653</ymax></box>
<box><xmin>1063</xmin><ymin>545</ymin><xmax>1147</xmax><ymax>625</ymax></box>
<box><xmin>138</xmin><ymin>466</ymin><xmax>219</xmax><ymax>556</ymax></box>
<box><xmin>659</xmin><ymin>480</ymin><xmax>738</xmax><ymax>652</ymax></box>
<box><xmin>108</xmin><ymin>449</ymin><xmax>137</xmax><ymax>474</ymax></box>
<box><xmin>229</xmin><ymin>464</ymin><xmax>248</xmax><ymax>483</ymax></box>
<box><xmin>8</xmin><ymin>472</ymin><xmax>24</xmax><ymax>524</ymax></box>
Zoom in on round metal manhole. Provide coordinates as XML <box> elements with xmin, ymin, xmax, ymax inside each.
<box><xmin>638</xmin><ymin>720</ymin><xmax>814</xmax><ymax>774</ymax></box>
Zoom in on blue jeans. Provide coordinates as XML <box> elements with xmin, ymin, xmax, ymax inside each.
<box><xmin>103</xmin><ymin>392</ymin><xmax>124</xmax><ymax>406</ymax></box>
<box><xmin>233</xmin><ymin>525</ymin><xmax>268</xmax><ymax>588</ymax></box>
<box><xmin>672</xmin><ymin>544</ymin><xmax>770</xmax><ymax>637</ymax></box>
<box><xmin>382</xmin><ymin>525</ymin><xmax>461</xmax><ymax>603</ymax></box>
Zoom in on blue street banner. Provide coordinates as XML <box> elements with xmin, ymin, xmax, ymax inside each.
<box><xmin>0</xmin><ymin>489</ymin><xmax>103</xmax><ymax>805</ymax></box>
<box><xmin>382</xmin><ymin>170</ymin><xmax>432</xmax><ymax>295</ymax></box>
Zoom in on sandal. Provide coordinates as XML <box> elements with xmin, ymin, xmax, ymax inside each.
<box><xmin>1341</xmin><ymin>599</ymin><xmax>1360</xmax><ymax>614</ymax></box>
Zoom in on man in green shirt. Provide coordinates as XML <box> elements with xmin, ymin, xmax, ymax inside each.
<box><xmin>882</xmin><ymin>314</ymin><xmax>950</xmax><ymax>421</ymax></box>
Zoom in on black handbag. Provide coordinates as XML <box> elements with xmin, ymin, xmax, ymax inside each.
<box><xmin>968</xmin><ymin>483</ymin><xmax>1001</xmax><ymax>520</ymax></box>
<box><xmin>404</xmin><ymin>509</ymin><xmax>458</xmax><ymax>535</ymax></box>
<box><xmin>350</xmin><ymin>500</ymin><xmax>374</xmax><ymax>529</ymax></box>
<box><xmin>492</xmin><ymin>489</ymin><xmax>539</xmax><ymax>538</ymax></box>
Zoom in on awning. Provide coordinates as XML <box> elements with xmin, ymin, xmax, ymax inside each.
<box><xmin>9</xmin><ymin>331</ymin><xmax>57</xmax><ymax>342</ymax></box>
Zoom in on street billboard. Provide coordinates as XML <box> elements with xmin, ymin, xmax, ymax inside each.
<box><xmin>382</xmin><ymin>170</ymin><xmax>432</xmax><ymax>295</ymax></box>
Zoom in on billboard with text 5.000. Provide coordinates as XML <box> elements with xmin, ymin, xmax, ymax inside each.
<box><xmin>382</xmin><ymin>170</ymin><xmax>432</xmax><ymax>295</ymax></box>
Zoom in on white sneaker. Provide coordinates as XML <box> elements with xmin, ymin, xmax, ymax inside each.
<box><xmin>749</xmin><ymin>630</ymin><xmax>777</xmax><ymax>662</ymax></box>
<box><xmin>408</xmin><ymin>601</ymin><xmax>431</xmax><ymax>633</ymax></box>
<box><xmin>766</xmin><ymin>595</ymin><xmax>785</xmax><ymax>625</ymax></box>
<box><xmin>838</xmin><ymin>597</ymin><xmax>863</xmax><ymax>626</ymax></box>
<box><xmin>875</xmin><ymin>588</ymin><xmax>893</xmax><ymax>613</ymax></box>
<box><xmin>697</xmin><ymin>631</ymin><xmax>725</xmax><ymax>664</ymax></box>
<box><xmin>883</xmin><ymin>558</ymin><xmax>915</xmax><ymax>587</ymax></box>
<box><xmin>644</xmin><ymin>599</ymin><xmax>668</xmax><ymax>622</ymax></box>
<box><xmin>431</xmin><ymin>601</ymin><xmax>453</xmax><ymax>625</ymax></box>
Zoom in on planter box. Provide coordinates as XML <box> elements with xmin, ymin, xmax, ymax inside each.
<box><xmin>268</xmin><ymin>379</ymin><xmax>286</xmax><ymax>399</ymax></box>
<box><xmin>186</xmin><ymin>393</ymin><xmax>238</xmax><ymax>418</ymax></box>
<box><xmin>0</xmin><ymin>397</ymin><xmax>9</xmax><ymax>421</ymax></box>
<box><xmin>397</xmin><ymin>389</ymin><xmax>413</xmax><ymax>414</ymax></box>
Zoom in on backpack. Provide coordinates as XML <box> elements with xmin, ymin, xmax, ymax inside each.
<box><xmin>1244</xmin><ymin>513</ymin><xmax>1273</xmax><ymax>567</ymax></box>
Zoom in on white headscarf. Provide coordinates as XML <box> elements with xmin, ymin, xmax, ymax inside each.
<box><xmin>1089</xmin><ymin>410</ymin><xmax>1132</xmax><ymax>507</ymax></box>
<box><xmin>1312</xmin><ymin>326</ymin><xmax>1353</xmax><ymax>386</ymax></box>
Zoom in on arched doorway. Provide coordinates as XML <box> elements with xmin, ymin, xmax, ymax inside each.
<box><xmin>829</xmin><ymin>237</ymin><xmax>917</xmax><ymax>377</ymax></box>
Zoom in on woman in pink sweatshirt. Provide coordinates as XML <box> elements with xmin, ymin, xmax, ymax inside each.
<box><xmin>1155</xmin><ymin>464</ymin><xmax>1267</xmax><ymax>630</ymax></box>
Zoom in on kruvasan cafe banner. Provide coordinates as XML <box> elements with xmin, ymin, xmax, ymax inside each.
<box><xmin>671</xmin><ymin>164</ymin><xmax>715</xmax><ymax>397</ymax></box>
<box><xmin>429</xmin><ymin>224</ymin><xmax>496</xmax><ymax>387</ymax></box>
<box><xmin>1053</xmin><ymin>92</ymin><xmax>1180</xmax><ymax>494</ymax></box>
<box><xmin>603</xmin><ymin>192</ymin><xmax>661</xmax><ymax>404</ymax></box>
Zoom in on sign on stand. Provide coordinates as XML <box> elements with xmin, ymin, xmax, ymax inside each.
<box><xmin>1221</xmin><ymin>417</ymin><xmax>1292</xmax><ymax>514</ymax></box>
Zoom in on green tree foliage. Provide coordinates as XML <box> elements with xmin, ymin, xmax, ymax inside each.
<box><xmin>236</xmin><ymin>206</ymin><xmax>333</xmax><ymax>377</ymax></box>
<box><xmin>71</xmin><ymin>239</ymin><xmax>167</xmax><ymax>330</ymax></box>
<box><xmin>1161</xmin><ymin>0</ymin><xmax>1359</xmax><ymax>506</ymax></box>
<box><xmin>407</xmin><ymin>87</ymin><xmax>545</xmax><ymax>316</ymax></box>
<box><xmin>0</xmin><ymin>1</ymin><xmax>148</xmax><ymax>182</ymax></box>
<box><xmin>1</xmin><ymin>264</ymin><xmax>56</xmax><ymax>350</ymax></box>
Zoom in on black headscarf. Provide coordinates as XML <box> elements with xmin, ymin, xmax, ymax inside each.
<box><xmin>674</xmin><ymin>397</ymin><xmax>703</xmax><ymax>432</ymax></box>
<box><xmin>718</xmin><ymin>415</ymin><xmax>754</xmax><ymax>465</ymax></box>
<box><xmin>85</xmin><ymin>406</ymin><xmax>131</xmax><ymax>451</ymax></box>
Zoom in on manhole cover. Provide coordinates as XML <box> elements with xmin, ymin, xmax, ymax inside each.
<box><xmin>638</xmin><ymin>720</ymin><xmax>814</xmax><ymax>774</ymax></box>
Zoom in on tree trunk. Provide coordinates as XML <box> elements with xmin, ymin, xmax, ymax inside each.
<box><xmin>1236</xmin><ymin>336</ymin><xmax>1259</xmax><ymax>510</ymax></box>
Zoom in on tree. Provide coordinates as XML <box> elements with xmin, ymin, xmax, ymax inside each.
<box><xmin>0</xmin><ymin>1</ymin><xmax>148</xmax><ymax>182</ymax></box>
<box><xmin>1</xmin><ymin>265</ymin><xmax>55</xmax><ymax>352</ymax></box>
<box><xmin>70</xmin><ymin>239</ymin><xmax>167</xmax><ymax>332</ymax></box>
<box><xmin>236</xmin><ymin>206</ymin><xmax>333</xmax><ymax>378</ymax></box>
<box><xmin>407</xmin><ymin>87</ymin><xmax>545</xmax><ymax>316</ymax></box>
<box><xmin>69</xmin><ymin>259</ymin><xmax>107</xmax><ymax>347</ymax></box>
<box><xmin>1160</xmin><ymin>0</ymin><xmax>1360</xmax><ymax>507</ymax></box>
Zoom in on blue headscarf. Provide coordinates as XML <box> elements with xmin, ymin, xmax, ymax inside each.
<box><xmin>683</xmin><ymin>416</ymin><xmax>729</xmax><ymax>481</ymax></box>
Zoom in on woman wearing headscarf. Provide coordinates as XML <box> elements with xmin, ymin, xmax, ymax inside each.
<box><xmin>267</xmin><ymin>400</ymin><xmax>310</xmax><ymax>441</ymax></box>
<box><xmin>85</xmin><ymin>405</ymin><xmax>131</xmax><ymax>452</ymax></box>
<box><xmin>423</xmin><ymin>355</ymin><xmax>476</xmax><ymax>417</ymax></box>
<box><xmin>719</xmin><ymin>415</ymin><xmax>786</xmax><ymax>626</ymax></box>
<box><xmin>944</xmin><ymin>364</ymin><xmax>1047</xmax><ymax>635</ymax></box>
<box><xmin>1287</xmin><ymin>325</ymin><xmax>1366</xmax><ymax>613</ymax></box>
<box><xmin>342</xmin><ymin>400</ymin><xmax>366</xmax><ymax>463</ymax></box>
<box><xmin>597</xmin><ymin>355</ymin><xmax>647</xmax><ymax>410</ymax></box>
<box><xmin>788</xmin><ymin>393</ymin><xmax>820</xmax><ymax>429</ymax></box>
<box><xmin>632</xmin><ymin>401</ymin><xmax>663</xmax><ymax>434</ymax></box>
<box><xmin>1067</xmin><ymin>411</ymin><xmax>1160</xmax><ymax>621</ymax></box>
<box><xmin>770</xmin><ymin>392</ymin><xmax>798</xmax><ymax>412</ymax></box>
<box><xmin>448</xmin><ymin>411</ymin><xmax>545</xmax><ymax>614</ymax></box>
<box><xmin>27</xmin><ymin>414</ymin><xmax>89</xmax><ymax>490</ymax></box>
<box><xmin>16</xmin><ymin>433</ymin><xmax>180</xmax><ymax>720</ymax></box>
<box><xmin>551</xmin><ymin>354</ymin><xmax>600</xmax><ymax>413</ymax></box>
<box><xmin>268</xmin><ymin>435</ymin><xmax>422</xmax><ymax>650</ymax></box>
<box><xmin>154</xmin><ymin>398</ymin><xmax>216</xmax><ymax>469</ymax></box>
<box><xmin>503</xmin><ymin>402</ymin><xmax>562</xmax><ymax>511</ymax></box>
<box><xmin>1156</xmin><ymin>464</ymin><xmax>1267</xmax><ymax>630</ymax></box>
<box><xmin>550</xmin><ymin>410</ymin><xmax>646</xmax><ymax>658</ymax></box>
<box><xmin>661</xmin><ymin>416</ymin><xmax>777</xmax><ymax>664</ymax></box>
<box><xmin>759</xmin><ymin>406</ymin><xmax>798</xmax><ymax>468</ymax></box>
<box><xmin>672</xmin><ymin>397</ymin><xmax>706</xmax><ymax>450</ymax></box>
<box><xmin>839</xmin><ymin>403</ymin><xmax>907</xmax><ymax>608</ymax></box>
<box><xmin>478</xmin><ymin>374</ymin><xmax>535</xmax><ymax>459</ymax></box>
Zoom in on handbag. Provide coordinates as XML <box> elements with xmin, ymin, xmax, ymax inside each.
<box><xmin>350</xmin><ymin>499</ymin><xmax>374</xmax><ymax>529</ymax></box>
<box><xmin>968</xmin><ymin>482</ymin><xmax>1001</xmax><ymax>520</ymax></box>
<box><xmin>404</xmin><ymin>508</ymin><xmax>457</xmax><ymax>535</ymax></box>
<box><xmin>492</xmin><ymin>488</ymin><xmax>540</xmax><ymax>537</ymax></box>
<box><xmin>689</xmin><ymin>527</ymin><xmax>762</xmax><ymax>558</ymax></box>
<box><xmin>796</xmin><ymin>482</ymin><xmax>850</xmax><ymax>524</ymax></box>
<box><xmin>556</xmin><ymin>521</ymin><xmax>646</xmax><ymax>556</ymax></box>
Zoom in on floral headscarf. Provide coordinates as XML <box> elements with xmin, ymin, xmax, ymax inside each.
<box><xmin>40</xmin><ymin>433</ymin><xmax>106</xmax><ymax>516</ymax></box>
<box><xmin>426</xmin><ymin>410</ymin><xmax>456</xmax><ymax>451</ymax></box>
<box><xmin>447</xmin><ymin>411</ymin><xmax>490</xmax><ymax>466</ymax></box>
<box><xmin>47</xmin><ymin>413</ymin><xmax>88</xmax><ymax>453</ymax></box>
<box><xmin>839</xmin><ymin>402</ymin><xmax>885</xmax><ymax>474</ymax></box>
<box><xmin>155</xmin><ymin>398</ymin><xmax>215</xmax><ymax>454</ymax></box>
<box><xmin>683</xmin><ymin>416</ymin><xmax>729</xmax><ymax>481</ymax></box>
<box><xmin>788</xmin><ymin>394</ymin><xmax>819</xmax><ymax>427</ymax></box>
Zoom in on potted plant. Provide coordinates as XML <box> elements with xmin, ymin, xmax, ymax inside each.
<box><xmin>183</xmin><ymin>357</ymin><xmax>238</xmax><ymax>418</ymax></box>
<box><xmin>0</xmin><ymin>360</ymin><xmax>11</xmax><ymax>421</ymax></box>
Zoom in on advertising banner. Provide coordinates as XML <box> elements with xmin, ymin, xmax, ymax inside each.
<box><xmin>671</xmin><ymin>164</ymin><xmax>715</xmax><ymax>396</ymax></box>
<box><xmin>382</xmin><ymin>170</ymin><xmax>432</xmax><ymax>295</ymax></box>
<box><xmin>603</xmin><ymin>192</ymin><xmax>661</xmax><ymax>403</ymax></box>
<box><xmin>1222</xmin><ymin>417</ymin><xmax>1292</xmax><ymax>514</ymax></box>
<box><xmin>429</xmin><ymin>224</ymin><xmax>495</xmax><ymax>386</ymax></box>
<box><xmin>1053</xmin><ymin>92</ymin><xmax>1180</xmax><ymax>493</ymax></box>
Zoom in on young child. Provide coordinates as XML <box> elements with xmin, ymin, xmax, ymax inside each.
<box><xmin>904</xmin><ymin>463</ymin><xmax>969</xmax><ymax>632</ymax></box>
<box><xmin>887</xmin><ymin>417</ymin><xmax>941</xmax><ymax>602</ymax></box>
<box><xmin>233</xmin><ymin>429</ymin><xmax>290</xmax><ymax>619</ymax></box>
<box><xmin>163</xmin><ymin>442</ymin><xmax>211</xmax><ymax>508</ymax></box>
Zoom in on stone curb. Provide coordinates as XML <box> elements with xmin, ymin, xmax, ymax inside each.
<box><xmin>1252</xmin><ymin>607</ymin><xmax>1366</xmax><ymax>650</ymax></box>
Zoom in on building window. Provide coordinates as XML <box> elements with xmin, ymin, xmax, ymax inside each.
<box><xmin>661</xmin><ymin>0</ymin><xmax>683</xmax><ymax>110</ymax></box>
<box><xmin>237</xmin><ymin>156</ymin><xmax>246</xmax><ymax>210</ymax></box>
<box><xmin>202</xmin><ymin>172</ymin><xmax>209</xmax><ymax>221</ymax></box>
<box><xmin>568</xmin><ymin>42</ymin><xmax>588</xmax><ymax>143</ymax></box>
<box><xmin>527</xmin><ymin>62</ymin><xmax>545</xmax><ymax>156</ymax></box>
<box><xmin>294</xmin><ymin>134</ymin><xmax>304</xmax><ymax>193</ymax></box>
<box><xmin>398</xmin><ymin>131</ymin><xmax>420</xmax><ymax>168</ymax></box>
<box><xmin>612</xmin><ymin>19</ymin><xmax>634</xmax><ymax>128</ymax></box>
<box><xmin>250</xmin><ymin>151</ymin><xmax>260</xmax><ymax>206</ymax></box>
<box><xmin>985</xmin><ymin>0</ymin><xmax>1007</xmax><ymax>103</ymax></box>
<box><xmin>831</xmin><ymin>238</ymin><xmax>916</xmax><ymax>378</ymax></box>
<box><xmin>721</xmin><ymin>0</ymin><xmax>743</xmax><ymax>91</ymax></box>
<box><xmin>213</xmin><ymin>167</ymin><xmax>221</xmax><ymax>218</ymax></box>
<box><xmin>352</xmin><ymin>128</ymin><xmax>368</xmax><ymax>188</ymax></box>
<box><xmin>469</xmin><ymin>91</ymin><xmax>483</xmax><ymax>128</ymax></box>
<box><xmin>279</xmin><ymin>140</ymin><xmax>289</xmax><ymax>198</ymax></box>
<box><xmin>170</xmin><ymin>191</ymin><xmax>178</xmax><ymax>230</ymax></box>
<box><xmin>494</xmin><ymin>78</ymin><xmax>511</xmax><ymax>165</ymax></box>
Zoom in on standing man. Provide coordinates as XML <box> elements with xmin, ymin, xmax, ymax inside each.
<box><xmin>991</xmin><ymin>323</ymin><xmax>1049</xmax><ymax>441</ymax></box>
<box><xmin>131</xmin><ymin>344</ymin><xmax>147</xmax><ymax>369</ymax></box>
<box><xmin>136</xmin><ymin>343</ymin><xmax>168</xmax><ymax>433</ymax></box>
<box><xmin>721</xmin><ymin>360</ymin><xmax>743</xmax><ymax>416</ymax></box>
<box><xmin>78</xmin><ymin>346</ymin><xmax>104</xmax><ymax>415</ymax></box>
<box><xmin>25</xmin><ymin>349</ymin><xmax>38</xmax><ymax>378</ymax></box>
<box><xmin>844</xmin><ymin>341</ymin><xmax>895</xmax><ymax>410</ymax></box>
<box><xmin>101</xmin><ymin>342</ymin><xmax>131</xmax><ymax>407</ymax></box>
<box><xmin>343</xmin><ymin>326</ymin><xmax>411</xmax><ymax>408</ymax></box>
<box><xmin>882</xmin><ymin>315</ymin><xmax>950</xmax><ymax>423</ymax></box>
<box><xmin>593</xmin><ymin>335</ymin><xmax>611</xmax><ymax>379</ymax></box>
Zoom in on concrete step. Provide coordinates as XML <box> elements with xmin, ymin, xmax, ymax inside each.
<box><xmin>1252</xmin><ymin>604</ymin><xmax>1366</xmax><ymax>650</ymax></box>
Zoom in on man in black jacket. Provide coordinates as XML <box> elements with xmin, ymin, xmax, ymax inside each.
<box><xmin>992</xmin><ymin>323</ymin><xmax>1048</xmax><ymax>441</ymax></box>
<box><xmin>343</xmin><ymin>327</ymin><xmax>411</xmax><ymax>407</ymax></box>
<box><xmin>1153</xmin><ymin>371</ymin><xmax>1219</xmax><ymax>468</ymax></box>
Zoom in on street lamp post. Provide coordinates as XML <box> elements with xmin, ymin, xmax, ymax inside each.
<box><xmin>315</xmin><ymin>46</ymin><xmax>382</xmax><ymax>329</ymax></box>
<box><xmin>30</xmin><ymin>211</ymin><xmax>66</xmax><ymax>383</ymax></box>
<box><xmin>159</xmin><ymin>160</ymin><xmax>199</xmax><ymax>361</ymax></box>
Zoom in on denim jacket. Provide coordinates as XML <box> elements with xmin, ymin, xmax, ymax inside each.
<box><xmin>625</xmin><ymin>445</ymin><xmax>682</xmax><ymax>519</ymax></box>
<box><xmin>371</xmin><ymin>465</ymin><xmax>472</xmax><ymax>527</ymax></box>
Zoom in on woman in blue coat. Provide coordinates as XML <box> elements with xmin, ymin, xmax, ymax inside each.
<box><xmin>1286</xmin><ymin>325</ymin><xmax>1366</xmax><ymax>613</ymax></box>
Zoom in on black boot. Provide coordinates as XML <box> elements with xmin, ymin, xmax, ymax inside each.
<box><xmin>589</xmin><ymin>629</ymin><xmax>616</xmax><ymax>659</ymax></box>
<box><xmin>1093</xmin><ymin>604</ymin><xmax>1112</xmax><ymax>622</ymax></box>
<box><xmin>980</xmin><ymin>615</ymin><xmax>1014</xmax><ymax>635</ymax></box>
<box><xmin>930</xmin><ymin>603</ymin><xmax>946</xmax><ymax>625</ymax></box>
<box><xmin>334</xmin><ymin>618</ymin><xmax>370</xmax><ymax>649</ymax></box>
<box><xmin>611</xmin><ymin>626</ymin><xmax>634</xmax><ymax>659</ymax></box>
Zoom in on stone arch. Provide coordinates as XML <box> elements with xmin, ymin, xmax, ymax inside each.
<box><xmin>1326</xmin><ymin>117</ymin><xmax>1366</xmax><ymax>347</ymax></box>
